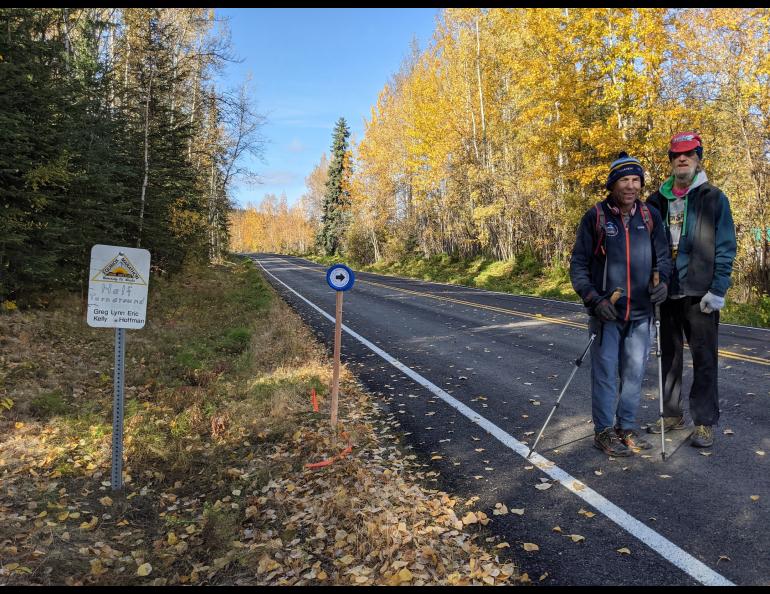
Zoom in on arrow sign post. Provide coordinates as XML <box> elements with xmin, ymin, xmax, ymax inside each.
<box><xmin>325</xmin><ymin>264</ymin><xmax>355</xmax><ymax>427</ymax></box>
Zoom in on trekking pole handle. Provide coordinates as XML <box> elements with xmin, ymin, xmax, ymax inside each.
<box><xmin>609</xmin><ymin>286</ymin><xmax>624</xmax><ymax>305</ymax></box>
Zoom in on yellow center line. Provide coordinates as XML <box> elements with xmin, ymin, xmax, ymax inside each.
<box><xmin>267</xmin><ymin>257</ymin><xmax>770</xmax><ymax>367</ymax></box>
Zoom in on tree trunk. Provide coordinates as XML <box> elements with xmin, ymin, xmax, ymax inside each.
<box><xmin>137</xmin><ymin>70</ymin><xmax>153</xmax><ymax>248</ymax></box>
<box><xmin>475</xmin><ymin>17</ymin><xmax>489</xmax><ymax>169</ymax></box>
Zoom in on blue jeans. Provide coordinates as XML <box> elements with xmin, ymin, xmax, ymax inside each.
<box><xmin>589</xmin><ymin>316</ymin><xmax>652</xmax><ymax>433</ymax></box>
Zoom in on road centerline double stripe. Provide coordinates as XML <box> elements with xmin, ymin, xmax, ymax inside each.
<box><xmin>255</xmin><ymin>256</ymin><xmax>735</xmax><ymax>587</ymax></box>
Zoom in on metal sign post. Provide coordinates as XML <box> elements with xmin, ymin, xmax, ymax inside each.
<box><xmin>325</xmin><ymin>264</ymin><xmax>355</xmax><ymax>428</ymax></box>
<box><xmin>112</xmin><ymin>328</ymin><xmax>126</xmax><ymax>490</ymax></box>
<box><xmin>87</xmin><ymin>244</ymin><xmax>151</xmax><ymax>492</ymax></box>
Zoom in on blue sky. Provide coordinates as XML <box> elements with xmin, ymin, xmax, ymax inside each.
<box><xmin>215</xmin><ymin>8</ymin><xmax>441</xmax><ymax>208</ymax></box>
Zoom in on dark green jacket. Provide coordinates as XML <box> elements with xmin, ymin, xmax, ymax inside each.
<box><xmin>646</xmin><ymin>172</ymin><xmax>736</xmax><ymax>298</ymax></box>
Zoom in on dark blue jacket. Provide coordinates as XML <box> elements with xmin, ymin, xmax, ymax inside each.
<box><xmin>570</xmin><ymin>198</ymin><xmax>672</xmax><ymax>321</ymax></box>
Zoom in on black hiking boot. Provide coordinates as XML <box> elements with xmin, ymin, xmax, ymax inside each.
<box><xmin>594</xmin><ymin>428</ymin><xmax>633</xmax><ymax>457</ymax></box>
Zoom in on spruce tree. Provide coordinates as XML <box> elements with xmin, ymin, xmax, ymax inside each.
<box><xmin>319</xmin><ymin>117</ymin><xmax>351</xmax><ymax>256</ymax></box>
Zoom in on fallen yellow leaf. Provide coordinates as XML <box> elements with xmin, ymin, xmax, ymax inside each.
<box><xmin>522</xmin><ymin>543</ymin><xmax>539</xmax><ymax>552</ymax></box>
<box><xmin>569</xmin><ymin>534</ymin><xmax>585</xmax><ymax>543</ymax></box>
<box><xmin>99</xmin><ymin>496</ymin><xmax>113</xmax><ymax>507</ymax></box>
<box><xmin>397</xmin><ymin>568</ymin><xmax>413</xmax><ymax>583</ymax></box>
<box><xmin>462</xmin><ymin>511</ymin><xmax>478</xmax><ymax>525</ymax></box>
<box><xmin>750</xmin><ymin>495</ymin><xmax>760</xmax><ymax>501</ymax></box>
<box><xmin>617</xmin><ymin>547</ymin><xmax>631</xmax><ymax>555</ymax></box>
<box><xmin>136</xmin><ymin>562</ymin><xmax>152</xmax><ymax>576</ymax></box>
<box><xmin>90</xmin><ymin>559</ymin><xmax>106</xmax><ymax>576</ymax></box>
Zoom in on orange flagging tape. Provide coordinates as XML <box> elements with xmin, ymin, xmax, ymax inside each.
<box><xmin>305</xmin><ymin>431</ymin><xmax>353</xmax><ymax>469</ymax></box>
<box><xmin>311</xmin><ymin>388</ymin><xmax>319</xmax><ymax>412</ymax></box>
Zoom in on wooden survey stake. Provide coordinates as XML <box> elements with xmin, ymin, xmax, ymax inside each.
<box><xmin>331</xmin><ymin>291</ymin><xmax>343</xmax><ymax>426</ymax></box>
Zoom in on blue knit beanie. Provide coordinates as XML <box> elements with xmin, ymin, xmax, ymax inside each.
<box><xmin>606</xmin><ymin>152</ymin><xmax>645</xmax><ymax>190</ymax></box>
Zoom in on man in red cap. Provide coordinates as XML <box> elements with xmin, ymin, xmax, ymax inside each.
<box><xmin>645</xmin><ymin>132</ymin><xmax>737</xmax><ymax>448</ymax></box>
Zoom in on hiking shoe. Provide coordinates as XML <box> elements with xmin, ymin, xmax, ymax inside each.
<box><xmin>646</xmin><ymin>416</ymin><xmax>685</xmax><ymax>434</ymax></box>
<box><xmin>691</xmin><ymin>425</ymin><xmax>714</xmax><ymax>448</ymax></box>
<box><xmin>594</xmin><ymin>428</ymin><xmax>633</xmax><ymax>457</ymax></box>
<box><xmin>616</xmin><ymin>428</ymin><xmax>653</xmax><ymax>451</ymax></box>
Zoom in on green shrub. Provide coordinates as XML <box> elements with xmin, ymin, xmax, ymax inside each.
<box><xmin>220</xmin><ymin>327</ymin><xmax>251</xmax><ymax>354</ymax></box>
<box><xmin>31</xmin><ymin>389</ymin><xmax>67</xmax><ymax>418</ymax></box>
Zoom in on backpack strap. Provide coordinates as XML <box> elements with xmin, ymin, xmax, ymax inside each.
<box><xmin>639</xmin><ymin>201</ymin><xmax>653</xmax><ymax>234</ymax></box>
<box><xmin>593</xmin><ymin>203</ymin><xmax>606</xmax><ymax>256</ymax></box>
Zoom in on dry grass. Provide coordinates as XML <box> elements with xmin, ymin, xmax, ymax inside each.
<box><xmin>0</xmin><ymin>257</ymin><xmax>523</xmax><ymax>586</ymax></box>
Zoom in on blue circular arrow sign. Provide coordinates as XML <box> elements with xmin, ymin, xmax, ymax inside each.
<box><xmin>326</xmin><ymin>264</ymin><xmax>355</xmax><ymax>292</ymax></box>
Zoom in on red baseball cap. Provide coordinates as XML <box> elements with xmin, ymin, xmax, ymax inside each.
<box><xmin>669</xmin><ymin>131</ymin><xmax>702</xmax><ymax>153</ymax></box>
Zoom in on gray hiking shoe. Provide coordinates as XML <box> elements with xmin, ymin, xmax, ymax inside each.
<box><xmin>594</xmin><ymin>428</ymin><xmax>633</xmax><ymax>457</ymax></box>
<box><xmin>646</xmin><ymin>416</ymin><xmax>685</xmax><ymax>434</ymax></box>
<box><xmin>691</xmin><ymin>425</ymin><xmax>714</xmax><ymax>448</ymax></box>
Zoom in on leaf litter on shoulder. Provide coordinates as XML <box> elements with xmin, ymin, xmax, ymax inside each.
<box><xmin>0</xmin><ymin>260</ymin><xmax>524</xmax><ymax>586</ymax></box>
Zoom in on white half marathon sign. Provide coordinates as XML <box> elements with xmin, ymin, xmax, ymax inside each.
<box><xmin>87</xmin><ymin>244</ymin><xmax>151</xmax><ymax>329</ymax></box>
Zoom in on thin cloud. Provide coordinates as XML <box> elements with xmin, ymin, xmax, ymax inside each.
<box><xmin>288</xmin><ymin>138</ymin><xmax>306</xmax><ymax>153</ymax></box>
<box><xmin>262</xmin><ymin>169</ymin><xmax>300</xmax><ymax>185</ymax></box>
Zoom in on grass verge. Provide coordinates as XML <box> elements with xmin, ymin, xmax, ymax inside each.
<box><xmin>0</xmin><ymin>257</ymin><xmax>525</xmax><ymax>586</ymax></box>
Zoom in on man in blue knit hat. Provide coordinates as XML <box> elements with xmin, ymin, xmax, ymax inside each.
<box><xmin>645</xmin><ymin>132</ymin><xmax>737</xmax><ymax>448</ymax></box>
<box><xmin>570</xmin><ymin>152</ymin><xmax>672</xmax><ymax>456</ymax></box>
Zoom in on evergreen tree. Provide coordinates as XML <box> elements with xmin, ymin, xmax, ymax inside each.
<box><xmin>0</xmin><ymin>8</ymin><xmax>260</xmax><ymax>302</ymax></box>
<box><xmin>318</xmin><ymin>117</ymin><xmax>351</xmax><ymax>256</ymax></box>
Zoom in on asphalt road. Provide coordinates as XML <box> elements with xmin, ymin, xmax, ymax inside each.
<box><xmin>251</xmin><ymin>253</ymin><xmax>770</xmax><ymax>586</ymax></box>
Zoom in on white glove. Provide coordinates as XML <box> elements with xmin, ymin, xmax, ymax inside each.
<box><xmin>699</xmin><ymin>291</ymin><xmax>725</xmax><ymax>314</ymax></box>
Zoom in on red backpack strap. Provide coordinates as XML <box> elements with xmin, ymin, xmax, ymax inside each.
<box><xmin>593</xmin><ymin>203</ymin><xmax>606</xmax><ymax>256</ymax></box>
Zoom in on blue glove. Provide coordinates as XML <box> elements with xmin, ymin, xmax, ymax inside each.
<box><xmin>700</xmin><ymin>291</ymin><xmax>725</xmax><ymax>314</ymax></box>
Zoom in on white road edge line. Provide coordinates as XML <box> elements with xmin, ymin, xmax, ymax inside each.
<box><xmin>255</xmin><ymin>256</ymin><xmax>735</xmax><ymax>587</ymax></box>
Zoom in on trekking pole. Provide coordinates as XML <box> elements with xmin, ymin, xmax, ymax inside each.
<box><xmin>527</xmin><ymin>286</ymin><xmax>624</xmax><ymax>459</ymax></box>
<box><xmin>653</xmin><ymin>270</ymin><xmax>666</xmax><ymax>460</ymax></box>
